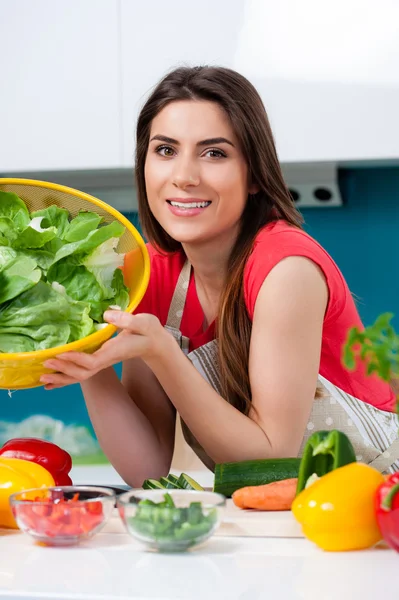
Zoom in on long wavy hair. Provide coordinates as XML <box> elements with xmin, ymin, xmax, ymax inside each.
<box><xmin>135</xmin><ymin>66</ymin><xmax>304</xmax><ymax>416</ymax></box>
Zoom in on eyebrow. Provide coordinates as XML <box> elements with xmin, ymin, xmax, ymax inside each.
<box><xmin>149</xmin><ymin>134</ymin><xmax>235</xmax><ymax>147</ymax></box>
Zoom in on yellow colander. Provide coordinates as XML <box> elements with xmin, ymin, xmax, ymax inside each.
<box><xmin>0</xmin><ymin>178</ymin><xmax>150</xmax><ymax>390</ymax></box>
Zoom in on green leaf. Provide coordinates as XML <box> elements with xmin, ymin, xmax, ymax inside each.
<box><xmin>0</xmin><ymin>281</ymin><xmax>70</xmax><ymax>327</ymax></box>
<box><xmin>82</xmin><ymin>237</ymin><xmax>125</xmax><ymax>298</ymax></box>
<box><xmin>20</xmin><ymin>249</ymin><xmax>54</xmax><ymax>272</ymax></box>
<box><xmin>47</xmin><ymin>257</ymin><xmax>103</xmax><ymax>304</ymax></box>
<box><xmin>12</xmin><ymin>217</ymin><xmax>57</xmax><ymax>249</ymax></box>
<box><xmin>31</xmin><ymin>205</ymin><xmax>70</xmax><ymax>238</ymax></box>
<box><xmin>53</xmin><ymin>221</ymin><xmax>125</xmax><ymax>263</ymax></box>
<box><xmin>0</xmin><ymin>191</ymin><xmax>30</xmax><ymax>231</ymax></box>
<box><xmin>66</xmin><ymin>299</ymin><xmax>94</xmax><ymax>342</ymax></box>
<box><xmin>63</xmin><ymin>211</ymin><xmax>103</xmax><ymax>242</ymax></box>
<box><xmin>0</xmin><ymin>217</ymin><xmax>19</xmax><ymax>243</ymax></box>
<box><xmin>0</xmin><ymin>255</ymin><xmax>41</xmax><ymax>303</ymax></box>
<box><xmin>0</xmin><ymin>323</ymin><xmax>70</xmax><ymax>353</ymax></box>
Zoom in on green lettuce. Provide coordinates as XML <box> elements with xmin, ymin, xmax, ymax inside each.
<box><xmin>0</xmin><ymin>192</ymin><xmax>130</xmax><ymax>353</ymax></box>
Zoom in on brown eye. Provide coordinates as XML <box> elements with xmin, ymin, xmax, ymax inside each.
<box><xmin>156</xmin><ymin>145</ymin><xmax>175</xmax><ymax>157</ymax></box>
<box><xmin>204</xmin><ymin>149</ymin><xmax>226</xmax><ymax>159</ymax></box>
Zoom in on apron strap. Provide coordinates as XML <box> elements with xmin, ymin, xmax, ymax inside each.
<box><xmin>165</xmin><ymin>260</ymin><xmax>191</xmax><ymax>329</ymax></box>
<box><xmin>368</xmin><ymin>437</ymin><xmax>399</xmax><ymax>472</ymax></box>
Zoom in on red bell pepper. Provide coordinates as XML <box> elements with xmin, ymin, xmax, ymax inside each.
<box><xmin>375</xmin><ymin>472</ymin><xmax>399</xmax><ymax>552</ymax></box>
<box><xmin>0</xmin><ymin>438</ymin><xmax>72</xmax><ymax>486</ymax></box>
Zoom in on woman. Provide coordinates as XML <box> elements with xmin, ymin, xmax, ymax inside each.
<box><xmin>41</xmin><ymin>66</ymin><xmax>399</xmax><ymax>486</ymax></box>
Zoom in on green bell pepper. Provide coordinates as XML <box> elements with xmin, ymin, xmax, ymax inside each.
<box><xmin>296</xmin><ymin>429</ymin><xmax>357</xmax><ymax>494</ymax></box>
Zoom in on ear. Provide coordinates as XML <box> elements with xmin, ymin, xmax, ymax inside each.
<box><xmin>248</xmin><ymin>182</ymin><xmax>260</xmax><ymax>195</ymax></box>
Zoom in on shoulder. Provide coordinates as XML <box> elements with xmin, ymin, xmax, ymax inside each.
<box><xmin>244</xmin><ymin>220</ymin><xmax>348</xmax><ymax>322</ymax></box>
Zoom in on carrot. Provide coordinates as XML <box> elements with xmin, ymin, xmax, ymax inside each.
<box><xmin>232</xmin><ymin>478</ymin><xmax>298</xmax><ymax>511</ymax></box>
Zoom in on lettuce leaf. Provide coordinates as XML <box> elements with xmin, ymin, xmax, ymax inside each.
<box><xmin>0</xmin><ymin>255</ymin><xmax>41</xmax><ymax>303</ymax></box>
<box><xmin>0</xmin><ymin>323</ymin><xmax>71</xmax><ymax>353</ymax></box>
<box><xmin>31</xmin><ymin>205</ymin><xmax>70</xmax><ymax>238</ymax></box>
<box><xmin>63</xmin><ymin>211</ymin><xmax>103</xmax><ymax>242</ymax></box>
<box><xmin>82</xmin><ymin>237</ymin><xmax>125</xmax><ymax>297</ymax></box>
<box><xmin>0</xmin><ymin>192</ymin><xmax>30</xmax><ymax>230</ymax></box>
<box><xmin>47</xmin><ymin>257</ymin><xmax>104</xmax><ymax>303</ymax></box>
<box><xmin>13</xmin><ymin>216</ymin><xmax>57</xmax><ymax>249</ymax></box>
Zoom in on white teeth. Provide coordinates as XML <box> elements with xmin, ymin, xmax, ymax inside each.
<box><xmin>170</xmin><ymin>201</ymin><xmax>210</xmax><ymax>209</ymax></box>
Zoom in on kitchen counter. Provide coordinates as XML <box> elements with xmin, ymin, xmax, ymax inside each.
<box><xmin>0</xmin><ymin>466</ymin><xmax>398</xmax><ymax>600</ymax></box>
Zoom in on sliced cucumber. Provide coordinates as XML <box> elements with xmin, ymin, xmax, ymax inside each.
<box><xmin>142</xmin><ymin>479</ymin><xmax>166</xmax><ymax>490</ymax></box>
<box><xmin>159</xmin><ymin>477</ymin><xmax>180</xmax><ymax>489</ymax></box>
<box><xmin>177</xmin><ymin>473</ymin><xmax>204</xmax><ymax>491</ymax></box>
<box><xmin>166</xmin><ymin>473</ymin><xmax>180</xmax><ymax>486</ymax></box>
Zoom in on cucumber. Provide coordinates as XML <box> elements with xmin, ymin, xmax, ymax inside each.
<box><xmin>165</xmin><ymin>474</ymin><xmax>180</xmax><ymax>486</ymax></box>
<box><xmin>177</xmin><ymin>473</ymin><xmax>204</xmax><ymax>491</ymax></box>
<box><xmin>213</xmin><ymin>458</ymin><xmax>301</xmax><ymax>497</ymax></box>
<box><xmin>142</xmin><ymin>479</ymin><xmax>166</xmax><ymax>490</ymax></box>
<box><xmin>159</xmin><ymin>477</ymin><xmax>180</xmax><ymax>489</ymax></box>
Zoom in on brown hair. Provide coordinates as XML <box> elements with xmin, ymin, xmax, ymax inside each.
<box><xmin>135</xmin><ymin>66</ymin><xmax>303</xmax><ymax>416</ymax></box>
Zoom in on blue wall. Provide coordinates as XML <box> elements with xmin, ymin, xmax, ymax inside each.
<box><xmin>303</xmin><ymin>167</ymin><xmax>399</xmax><ymax>329</ymax></box>
<box><xmin>2</xmin><ymin>167</ymin><xmax>398</xmax><ymax>453</ymax></box>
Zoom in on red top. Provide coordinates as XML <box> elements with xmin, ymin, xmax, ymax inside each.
<box><xmin>135</xmin><ymin>220</ymin><xmax>395</xmax><ymax>412</ymax></box>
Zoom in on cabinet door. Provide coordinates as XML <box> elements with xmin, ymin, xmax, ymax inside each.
<box><xmin>120</xmin><ymin>0</ymin><xmax>245</xmax><ymax>167</ymax></box>
<box><xmin>0</xmin><ymin>0</ymin><xmax>120</xmax><ymax>172</ymax></box>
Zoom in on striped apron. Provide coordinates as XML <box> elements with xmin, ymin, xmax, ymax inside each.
<box><xmin>167</xmin><ymin>261</ymin><xmax>399</xmax><ymax>474</ymax></box>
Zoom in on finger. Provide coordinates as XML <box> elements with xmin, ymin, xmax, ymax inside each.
<box><xmin>40</xmin><ymin>373</ymin><xmax>80</xmax><ymax>387</ymax></box>
<box><xmin>104</xmin><ymin>311</ymin><xmax>155</xmax><ymax>335</ymax></box>
<box><xmin>43</xmin><ymin>358</ymin><xmax>94</xmax><ymax>378</ymax></box>
<box><xmin>43</xmin><ymin>382</ymin><xmax>74</xmax><ymax>390</ymax></box>
<box><xmin>51</xmin><ymin>353</ymin><xmax>99</xmax><ymax>371</ymax></box>
<box><xmin>103</xmin><ymin>310</ymin><xmax>138</xmax><ymax>331</ymax></box>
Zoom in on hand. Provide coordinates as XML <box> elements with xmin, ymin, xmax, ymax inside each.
<box><xmin>40</xmin><ymin>311</ymin><xmax>172</xmax><ymax>390</ymax></box>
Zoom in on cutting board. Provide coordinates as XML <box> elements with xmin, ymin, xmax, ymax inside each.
<box><xmin>218</xmin><ymin>499</ymin><xmax>303</xmax><ymax>538</ymax></box>
<box><xmin>104</xmin><ymin>500</ymin><xmax>303</xmax><ymax>539</ymax></box>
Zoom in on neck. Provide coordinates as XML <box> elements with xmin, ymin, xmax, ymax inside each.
<box><xmin>182</xmin><ymin>227</ymin><xmax>238</xmax><ymax>293</ymax></box>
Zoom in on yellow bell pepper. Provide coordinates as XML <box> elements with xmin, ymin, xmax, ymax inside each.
<box><xmin>0</xmin><ymin>457</ymin><xmax>55</xmax><ymax>529</ymax></box>
<box><xmin>291</xmin><ymin>462</ymin><xmax>384</xmax><ymax>551</ymax></box>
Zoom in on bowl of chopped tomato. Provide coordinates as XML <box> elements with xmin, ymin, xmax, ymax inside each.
<box><xmin>9</xmin><ymin>486</ymin><xmax>115</xmax><ymax>546</ymax></box>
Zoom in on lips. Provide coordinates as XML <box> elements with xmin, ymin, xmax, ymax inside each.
<box><xmin>166</xmin><ymin>198</ymin><xmax>212</xmax><ymax>217</ymax></box>
<box><xmin>167</xmin><ymin>199</ymin><xmax>211</xmax><ymax>209</ymax></box>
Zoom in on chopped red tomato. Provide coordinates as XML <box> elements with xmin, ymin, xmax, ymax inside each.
<box><xmin>17</xmin><ymin>494</ymin><xmax>104</xmax><ymax>537</ymax></box>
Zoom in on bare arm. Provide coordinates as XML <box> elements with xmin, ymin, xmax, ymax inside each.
<box><xmin>146</xmin><ymin>256</ymin><xmax>328</xmax><ymax>462</ymax></box>
<box><xmin>43</xmin><ymin>256</ymin><xmax>328</xmax><ymax>471</ymax></box>
<box><xmin>79</xmin><ymin>361</ymin><xmax>176</xmax><ymax>487</ymax></box>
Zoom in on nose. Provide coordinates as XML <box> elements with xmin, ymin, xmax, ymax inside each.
<box><xmin>172</xmin><ymin>156</ymin><xmax>200</xmax><ymax>189</ymax></box>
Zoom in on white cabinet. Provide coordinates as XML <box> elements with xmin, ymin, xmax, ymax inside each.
<box><xmin>0</xmin><ymin>0</ymin><xmax>120</xmax><ymax>172</ymax></box>
<box><xmin>2</xmin><ymin>0</ymin><xmax>398</xmax><ymax>173</ymax></box>
<box><xmin>233</xmin><ymin>0</ymin><xmax>399</xmax><ymax>163</ymax></box>
<box><xmin>120</xmin><ymin>0</ymin><xmax>244</xmax><ymax>167</ymax></box>
<box><xmin>121</xmin><ymin>0</ymin><xmax>399</xmax><ymax>165</ymax></box>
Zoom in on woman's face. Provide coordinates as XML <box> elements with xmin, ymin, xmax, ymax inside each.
<box><xmin>144</xmin><ymin>100</ymin><xmax>257</xmax><ymax>246</ymax></box>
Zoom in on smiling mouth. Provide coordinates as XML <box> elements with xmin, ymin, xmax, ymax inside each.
<box><xmin>167</xmin><ymin>200</ymin><xmax>211</xmax><ymax>209</ymax></box>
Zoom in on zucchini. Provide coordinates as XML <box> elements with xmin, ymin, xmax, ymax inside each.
<box><xmin>177</xmin><ymin>473</ymin><xmax>204</xmax><ymax>491</ymax></box>
<box><xmin>213</xmin><ymin>458</ymin><xmax>301</xmax><ymax>497</ymax></box>
<box><xmin>142</xmin><ymin>479</ymin><xmax>166</xmax><ymax>490</ymax></box>
<box><xmin>159</xmin><ymin>477</ymin><xmax>180</xmax><ymax>489</ymax></box>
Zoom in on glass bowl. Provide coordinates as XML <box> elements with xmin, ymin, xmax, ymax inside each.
<box><xmin>9</xmin><ymin>485</ymin><xmax>116</xmax><ymax>546</ymax></box>
<box><xmin>117</xmin><ymin>489</ymin><xmax>226</xmax><ymax>552</ymax></box>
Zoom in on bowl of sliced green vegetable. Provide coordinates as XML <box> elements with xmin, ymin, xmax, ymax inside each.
<box><xmin>117</xmin><ymin>489</ymin><xmax>226</xmax><ymax>552</ymax></box>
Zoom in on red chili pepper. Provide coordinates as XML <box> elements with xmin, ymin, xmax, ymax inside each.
<box><xmin>0</xmin><ymin>438</ymin><xmax>72</xmax><ymax>486</ymax></box>
<box><xmin>375</xmin><ymin>472</ymin><xmax>399</xmax><ymax>552</ymax></box>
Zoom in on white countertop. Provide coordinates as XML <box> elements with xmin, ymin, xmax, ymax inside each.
<box><xmin>0</xmin><ymin>466</ymin><xmax>398</xmax><ymax>600</ymax></box>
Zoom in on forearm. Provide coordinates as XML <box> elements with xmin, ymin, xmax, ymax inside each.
<box><xmin>146</xmin><ymin>343</ymin><xmax>272</xmax><ymax>464</ymax></box>
<box><xmin>80</xmin><ymin>368</ymin><xmax>169</xmax><ymax>486</ymax></box>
